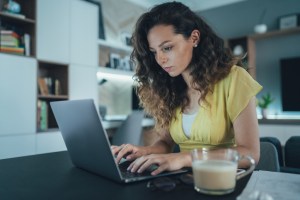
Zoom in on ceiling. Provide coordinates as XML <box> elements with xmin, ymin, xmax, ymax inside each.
<box><xmin>125</xmin><ymin>0</ymin><xmax>247</xmax><ymax>12</ymax></box>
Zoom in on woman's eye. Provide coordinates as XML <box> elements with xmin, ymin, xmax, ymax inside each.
<box><xmin>163</xmin><ymin>46</ymin><xmax>172</xmax><ymax>52</ymax></box>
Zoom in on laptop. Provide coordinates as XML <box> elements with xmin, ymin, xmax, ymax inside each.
<box><xmin>50</xmin><ymin>99</ymin><xmax>187</xmax><ymax>183</ymax></box>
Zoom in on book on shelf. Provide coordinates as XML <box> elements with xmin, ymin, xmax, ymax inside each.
<box><xmin>55</xmin><ymin>79</ymin><xmax>61</xmax><ymax>96</ymax></box>
<box><xmin>1</xmin><ymin>30</ymin><xmax>20</xmax><ymax>47</ymax></box>
<box><xmin>0</xmin><ymin>35</ymin><xmax>19</xmax><ymax>44</ymax></box>
<box><xmin>38</xmin><ymin>77</ymin><xmax>49</xmax><ymax>95</ymax></box>
<box><xmin>38</xmin><ymin>77</ymin><xmax>62</xmax><ymax>96</ymax></box>
<box><xmin>0</xmin><ymin>39</ymin><xmax>18</xmax><ymax>47</ymax></box>
<box><xmin>0</xmin><ymin>30</ymin><xmax>20</xmax><ymax>38</ymax></box>
<box><xmin>37</xmin><ymin>100</ymin><xmax>48</xmax><ymax>131</ymax></box>
<box><xmin>0</xmin><ymin>46</ymin><xmax>24</xmax><ymax>55</ymax></box>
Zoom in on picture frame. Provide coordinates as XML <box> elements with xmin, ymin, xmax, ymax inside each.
<box><xmin>279</xmin><ymin>14</ymin><xmax>300</xmax><ymax>30</ymax></box>
<box><xmin>121</xmin><ymin>32</ymin><xmax>132</xmax><ymax>46</ymax></box>
<box><xmin>121</xmin><ymin>56</ymin><xmax>131</xmax><ymax>71</ymax></box>
<box><xmin>109</xmin><ymin>53</ymin><xmax>121</xmax><ymax>69</ymax></box>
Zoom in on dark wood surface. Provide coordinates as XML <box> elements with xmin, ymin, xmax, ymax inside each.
<box><xmin>0</xmin><ymin>151</ymin><xmax>251</xmax><ymax>200</ymax></box>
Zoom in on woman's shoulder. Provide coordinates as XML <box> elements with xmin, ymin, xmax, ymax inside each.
<box><xmin>225</xmin><ymin>65</ymin><xmax>250</xmax><ymax>80</ymax></box>
<box><xmin>216</xmin><ymin>65</ymin><xmax>251</xmax><ymax>89</ymax></box>
<box><xmin>230</xmin><ymin>65</ymin><xmax>247</xmax><ymax>74</ymax></box>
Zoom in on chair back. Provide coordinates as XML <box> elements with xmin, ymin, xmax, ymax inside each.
<box><xmin>256</xmin><ymin>142</ymin><xmax>280</xmax><ymax>172</ymax></box>
<box><xmin>260</xmin><ymin>137</ymin><xmax>283</xmax><ymax>166</ymax></box>
<box><xmin>111</xmin><ymin>111</ymin><xmax>144</xmax><ymax>146</ymax></box>
<box><xmin>285</xmin><ymin>136</ymin><xmax>300</xmax><ymax>168</ymax></box>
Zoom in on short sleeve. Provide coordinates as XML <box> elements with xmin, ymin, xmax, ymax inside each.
<box><xmin>225</xmin><ymin>66</ymin><xmax>263</xmax><ymax>121</ymax></box>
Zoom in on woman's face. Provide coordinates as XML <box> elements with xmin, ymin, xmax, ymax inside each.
<box><xmin>147</xmin><ymin>25</ymin><xmax>197</xmax><ymax>77</ymax></box>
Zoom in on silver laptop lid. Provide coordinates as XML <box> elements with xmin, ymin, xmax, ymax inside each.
<box><xmin>50</xmin><ymin>99</ymin><xmax>123</xmax><ymax>182</ymax></box>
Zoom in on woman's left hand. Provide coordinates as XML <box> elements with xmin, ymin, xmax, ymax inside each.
<box><xmin>127</xmin><ymin>152</ymin><xmax>191</xmax><ymax>175</ymax></box>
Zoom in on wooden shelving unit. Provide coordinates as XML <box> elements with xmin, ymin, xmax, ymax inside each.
<box><xmin>0</xmin><ymin>0</ymin><xmax>36</xmax><ymax>57</ymax></box>
<box><xmin>248</xmin><ymin>27</ymin><xmax>300</xmax><ymax>40</ymax></box>
<box><xmin>248</xmin><ymin>27</ymin><xmax>300</xmax><ymax>79</ymax></box>
<box><xmin>37</xmin><ymin>61</ymin><xmax>69</xmax><ymax>131</ymax></box>
<box><xmin>227</xmin><ymin>27</ymin><xmax>300</xmax><ymax>79</ymax></box>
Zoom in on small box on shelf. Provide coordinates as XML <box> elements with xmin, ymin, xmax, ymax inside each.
<box><xmin>279</xmin><ymin>14</ymin><xmax>300</xmax><ymax>30</ymax></box>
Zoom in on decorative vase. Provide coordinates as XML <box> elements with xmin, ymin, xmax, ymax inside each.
<box><xmin>254</xmin><ymin>24</ymin><xmax>267</xmax><ymax>34</ymax></box>
<box><xmin>261</xmin><ymin>108</ymin><xmax>268</xmax><ymax>119</ymax></box>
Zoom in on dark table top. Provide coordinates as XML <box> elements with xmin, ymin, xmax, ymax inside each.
<box><xmin>0</xmin><ymin>151</ymin><xmax>251</xmax><ymax>200</ymax></box>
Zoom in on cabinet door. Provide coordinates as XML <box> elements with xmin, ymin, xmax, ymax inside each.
<box><xmin>0</xmin><ymin>54</ymin><xmax>37</xmax><ymax>135</ymax></box>
<box><xmin>70</xmin><ymin>0</ymin><xmax>98</xmax><ymax>66</ymax></box>
<box><xmin>0</xmin><ymin>134</ymin><xmax>35</xmax><ymax>159</ymax></box>
<box><xmin>69</xmin><ymin>64</ymin><xmax>98</xmax><ymax>104</ymax></box>
<box><xmin>37</xmin><ymin>0</ymin><xmax>70</xmax><ymax>63</ymax></box>
<box><xmin>36</xmin><ymin>131</ymin><xmax>67</xmax><ymax>154</ymax></box>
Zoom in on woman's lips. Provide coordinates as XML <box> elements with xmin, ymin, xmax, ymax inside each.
<box><xmin>163</xmin><ymin>66</ymin><xmax>172</xmax><ymax>72</ymax></box>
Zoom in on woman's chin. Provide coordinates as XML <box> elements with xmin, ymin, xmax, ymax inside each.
<box><xmin>167</xmin><ymin>71</ymin><xmax>179</xmax><ymax>77</ymax></box>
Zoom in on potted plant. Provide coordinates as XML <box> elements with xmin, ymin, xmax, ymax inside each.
<box><xmin>257</xmin><ymin>93</ymin><xmax>274</xmax><ymax>119</ymax></box>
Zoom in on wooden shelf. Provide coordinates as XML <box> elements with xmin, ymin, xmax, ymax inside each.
<box><xmin>38</xmin><ymin>95</ymin><xmax>69</xmax><ymax>100</ymax></box>
<box><xmin>249</xmin><ymin>27</ymin><xmax>300</xmax><ymax>40</ymax></box>
<box><xmin>98</xmin><ymin>39</ymin><xmax>132</xmax><ymax>52</ymax></box>
<box><xmin>0</xmin><ymin>12</ymin><xmax>35</xmax><ymax>24</ymax></box>
<box><xmin>98</xmin><ymin>66</ymin><xmax>134</xmax><ymax>77</ymax></box>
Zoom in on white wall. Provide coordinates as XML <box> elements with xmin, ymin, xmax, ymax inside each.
<box><xmin>259</xmin><ymin>124</ymin><xmax>300</xmax><ymax>145</ymax></box>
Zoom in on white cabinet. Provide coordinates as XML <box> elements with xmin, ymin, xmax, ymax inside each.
<box><xmin>36</xmin><ymin>0</ymin><xmax>70</xmax><ymax>63</ymax></box>
<box><xmin>69</xmin><ymin>64</ymin><xmax>98</xmax><ymax>103</ymax></box>
<box><xmin>0</xmin><ymin>134</ymin><xmax>36</xmax><ymax>159</ymax></box>
<box><xmin>0</xmin><ymin>54</ymin><xmax>37</xmax><ymax>135</ymax></box>
<box><xmin>68</xmin><ymin>0</ymin><xmax>98</xmax><ymax>105</ymax></box>
<box><xmin>36</xmin><ymin>131</ymin><xmax>66</xmax><ymax>154</ymax></box>
<box><xmin>70</xmin><ymin>0</ymin><xmax>98</xmax><ymax>66</ymax></box>
<box><xmin>0</xmin><ymin>0</ymin><xmax>100</xmax><ymax>159</ymax></box>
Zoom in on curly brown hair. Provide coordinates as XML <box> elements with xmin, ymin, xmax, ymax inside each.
<box><xmin>131</xmin><ymin>2</ymin><xmax>243</xmax><ymax>130</ymax></box>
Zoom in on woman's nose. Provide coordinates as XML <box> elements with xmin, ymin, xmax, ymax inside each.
<box><xmin>157</xmin><ymin>52</ymin><xmax>167</xmax><ymax>65</ymax></box>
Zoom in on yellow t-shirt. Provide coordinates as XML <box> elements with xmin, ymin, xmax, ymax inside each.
<box><xmin>169</xmin><ymin>65</ymin><xmax>262</xmax><ymax>152</ymax></box>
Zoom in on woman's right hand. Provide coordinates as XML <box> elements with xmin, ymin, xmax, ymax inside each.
<box><xmin>111</xmin><ymin>144</ymin><xmax>148</xmax><ymax>164</ymax></box>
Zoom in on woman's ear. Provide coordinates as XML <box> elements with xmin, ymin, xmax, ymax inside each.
<box><xmin>190</xmin><ymin>30</ymin><xmax>200</xmax><ymax>47</ymax></box>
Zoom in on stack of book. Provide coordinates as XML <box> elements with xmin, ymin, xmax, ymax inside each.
<box><xmin>0</xmin><ymin>30</ymin><xmax>24</xmax><ymax>55</ymax></box>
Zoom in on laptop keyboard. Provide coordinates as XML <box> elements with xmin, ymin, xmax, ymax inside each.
<box><xmin>118</xmin><ymin>160</ymin><xmax>154</xmax><ymax>178</ymax></box>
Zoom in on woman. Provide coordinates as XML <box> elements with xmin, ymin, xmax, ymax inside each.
<box><xmin>112</xmin><ymin>1</ymin><xmax>262</xmax><ymax>175</ymax></box>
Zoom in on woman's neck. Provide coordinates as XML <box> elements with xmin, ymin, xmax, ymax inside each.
<box><xmin>181</xmin><ymin>69</ymin><xmax>201</xmax><ymax>114</ymax></box>
<box><xmin>181</xmin><ymin>70</ymin><xmax>193</xmax><ymax>88</ymax></box>
<box><xmin>184</xmin><ymin>89</ymin><xmax>201</xmax><ymax>114</ymax></box>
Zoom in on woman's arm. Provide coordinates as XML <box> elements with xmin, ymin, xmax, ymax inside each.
<box><xmin>232</xmin><ymin>96</ymin><xmax>260</xmax><ymax>168</ymax></box>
